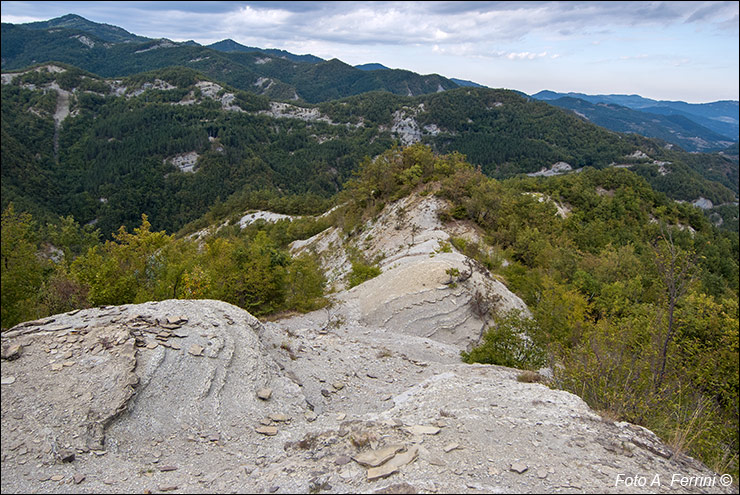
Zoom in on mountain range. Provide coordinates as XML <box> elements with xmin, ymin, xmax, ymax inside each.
<box><xmin>3</xmin><ymin>14</ymin><xmax>737</xmax><ymax>152</ymax></box>
<box><xmin>532</xmin><ymin>90</ymin><xmax>739</xmax><ymax>150</ymax></box>
<box><xmin>0</xmin><ymin>13</ymin><xmax>738</xmax><ymax>236</ymax></box>
<box><xmin>1</xmin><ymin>17</ymin><xmax>459</xmax><ymax>104</ymax></box>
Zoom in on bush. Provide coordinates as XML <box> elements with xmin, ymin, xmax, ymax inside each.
<box><xmin>461</xmin><ymin>310</ymin><xmax>546</xmax><ymax>370</ymax></box>
<box><xmin>347</xmin><ymin>261</ymin><xmax>381</xmax><ymax>288</ymax></box>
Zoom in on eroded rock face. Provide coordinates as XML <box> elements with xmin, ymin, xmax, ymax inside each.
<box><xmin>0</xmin><ymin>300</ymin><xmax>303</xmax><ymax>470</ymax></box>
<box><xmin>294</xmin><ymin>192</ymin><xmax>529</xmax><ymax>349</ymax></box>
<box><xmin>0</xmin><ymin>300</ymin><xmax>733</xmax><ymax>494</ymax></box>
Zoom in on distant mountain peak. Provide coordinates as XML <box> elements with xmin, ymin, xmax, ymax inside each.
<box><xmin>355</xmin><ymin>63</ymin><xmax>391</xmax><ymax>71</ymax></box>
<box><xmin>21</xmin><ymin>13</ymin><xmax>150</xmax><ymax>43</ymax></box>
<box><xmin>207</xmin><ymin>39</ymin><xmax>323</xmax><ymax>64</ymax></box>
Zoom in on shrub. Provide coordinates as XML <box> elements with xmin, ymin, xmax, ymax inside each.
<box><xmin>347</xmin><ymin>261</ymin><xmax>381</xmax><ymax>288</ymax></box>
<box><xmin>461</xmin><ymin>310</ymin><xmax>546</xmax><ymax>370</ymax></box>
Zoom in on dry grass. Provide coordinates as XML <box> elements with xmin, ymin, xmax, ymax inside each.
<box><xmin>516</xmin><ymin>370</ymin><xmax>543</xmax><ymax>383</ymax></box>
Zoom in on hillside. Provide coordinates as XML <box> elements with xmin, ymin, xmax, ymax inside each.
<box><xmin>541</xmin><ymin>96</ymin><xmax>735</xmax><ymax>153</ymax></box>
<box><xmin>2</xmin><ymin>145</ymin><xmax>738</xmax><ymax>491</ymax></box>
<box><xmin>2</xmin><ymin>64</ymin><xmax>737</xmax><ymax>238</ymax></box>
<box><xmin>532</xmin><ymin>90</ymin><xmax>740</xmax><ymax>142</ymax></box>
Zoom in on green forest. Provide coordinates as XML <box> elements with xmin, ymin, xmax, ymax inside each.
<box><xmin>2</xmin><ymin>65</ymin><xmax>737</xmax><ymax>243</ymax></box>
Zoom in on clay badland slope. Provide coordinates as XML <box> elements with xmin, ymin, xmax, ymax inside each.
<box><xmin>1</xmin><ymin>194</ymin><xmax>734</xmax><ymax>494</ymax></box>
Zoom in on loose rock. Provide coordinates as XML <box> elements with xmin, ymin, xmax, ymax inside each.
<box><xmin>257</xmin><ymin>388</ymin><xmax>272</xmax><ymax>400</ymax></box>
<box><xmin>255</xmin><ymin>426</ymin><xmax>278</xmax><ymax>436</ymax></box>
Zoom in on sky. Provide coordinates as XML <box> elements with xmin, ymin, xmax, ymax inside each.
<box><xmin>1</xmin><ymin>1</ymin><xmax>738</xmax><ymax>103</ymax></box>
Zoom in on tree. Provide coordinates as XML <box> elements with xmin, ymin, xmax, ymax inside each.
<box><xmin>1</xmin><ymin>204</ymin><xmax>47</xmax><ymax>328</ymax></box>
<box><xmin>651</xmin><ymin>226</ymin><xmax>696</xmax><ymax>391</ymax></box>
<box><xmin>71</xmin><ymin>214</ymin><xmax>175</xmax><ymax>305</ymax></box>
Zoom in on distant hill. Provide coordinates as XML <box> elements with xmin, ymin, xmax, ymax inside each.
<box><xmin>449</xmin><ymin>78</ymin><xmax>484</xmax><ymax>88</ymax></box>
<box><xmin>532</xmin><ymin>90</ymin><xmax>739</xmax><ymax>141</ymax></box>
<box><xmin>354</xmin><ymin>63</ymin><xmax>391</xmax><ymax>71</ymax></box>
<box><xmin>208</xmin><ymin>38</ymin><xmax>324</xmax><ymax>64</ymax></box>
<box><xmin>20</xmin><ymin>13</ymin><xmax>149</xmax><ymax>43</ymax></box>
<box><xmin>543</xmin><ymin>96</ymin><xmax>735</xmax><ymax>152</ymax></box>
<box><xmin>354</xmin><ymin>65</ymin><xmax>485</xmax><ymax>89</ymax></box>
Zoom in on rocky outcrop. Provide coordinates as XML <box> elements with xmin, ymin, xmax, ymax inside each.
<box><xmin>294</xmin><ymin>192</ymin><xmax>527</xmax><ymax>350</ymax></box>
<box><xmin>2</xmin><ymin>298</ymin><xmax>732</xmax><ymax>493</ymax></box>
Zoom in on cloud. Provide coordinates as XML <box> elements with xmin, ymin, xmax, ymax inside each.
<box><xmin>0</xmin><ymin>14</ymin><xmax>47</xmax><ymax>23</ymax></box>
<box><xmin>504</xmin><ymin>51</ymin><xmax>550</xmax><ymax>60</ymax></box>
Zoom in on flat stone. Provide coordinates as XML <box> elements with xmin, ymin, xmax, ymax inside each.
<box><xmin>255</xmin><ymin>426</ymin><xmax>279</xmax><ymax>436</ymax></box>
<box><xmin>62</xmin><ymin>360</ymin><xmax>75</xmax><ymax>367</ymax></box>
<box><xmin>159</xmin><ymin>465</ymin><xmax>178</xmax><ymax>472</ymax></box>
<box><xmin>305</xmin><ymin>410</ymin><xmax>318</xmax><ymax>422</ymax></box>
<box><xmin>332</xmin><ymin>381</ymin><xmax>345</xmax><ymax>390</ymax></box>
<box><xmin>510</xmin><ymin>462</ymin><xmax>528</xmax><ymax>474</ymax></box>
<box><xmin>443</xmin><ymin>443</ymin><xmax>460</xmax><ymax>453</ymax></box>
<box><xmin>335</xmin><ymin>455</ymin><xmax>352</xmax><ymax>466</ymax></box>
<box><xmin>50</xmin><ymin>475</ymin><xmax>64</xmax><ymax>481</ymax></box>
<box><xmin>366</xmin><ymin>446</ymin><xmax>419</xmax><ymax>481</ymax></box>
<box><xmin>73</xmin><ymin>473</ymin><xmax>86</xmax><ymax>484</ymax></box>
<box><xmin>257</xmin><ymin>388</ymin><xmax>272</xmax><ymax>400</ymax></box>
<box><xmin>188</xmin><ymin>344</ymin><xmax>203</xmax><ymax>356</ymax></box>
<box><xmin>158</xmin><ymin>485</ymin><xmax>178</xmax><ymax>492</ymax></box>
<box><xmin>50</xmin><ymin>363</ymin><xmax>64</xmax><ymax>371</ymax></box>
<box><xmin>336</xmin><ymin>413</ymin><xmax>346</xmax><ymax>421</ymax></box>
<box><xmin>353</xmin><ymin>444</ymin><xmax>405</xmax><ymax>467</ymax></box>
<box><xmin>405</xmin><ymin>425</ymin><xmax>440</xmax><ymax>436</ymax></box>
<box><xmin>1</xmin><ymin>376</ymin><xmax>17</xmax><ymax>385</ymax></box>
<box><xmin>268</xmin><ymin>413</ymin><xmax>290</xmax><ymax>422</ymax></box>
<box><xmin>537</xmin><ymin>469</ymin><xmax>548</xmax><ymax>479</ymax></box>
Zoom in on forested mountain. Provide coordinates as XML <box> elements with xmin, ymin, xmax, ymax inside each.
<box><xmin>2</xmin><ymin>64</ymin><xmax>738</xmax><ymax>239</ymax></box>
<box><xmin>532</xmin><ymin>90</ymin><xmax>740</xmax><ymax>142</ymax></box>
<box><xmin>20</xmin><ymin>13</ymin><xmax>149</xmax><ymax>43</ymax></box>
<box><xmin>207</xmin><ymin>38</ymin><xmax>324</xmax><ymax>64</ymax></box>
<box><xmin>1</xmin><ymin>19</ymin><xmax>460</xmax><ymax>103</ymax></box>
<box><xmin>354</xmin><ymin>63</ymin><xmax>391</xmax><ymax>71</ymax></box>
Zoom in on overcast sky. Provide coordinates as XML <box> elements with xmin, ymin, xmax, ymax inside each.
<box><xmin>2</xmin><ymin>1</ymin><xmax>738</xmax><ymax>103</ymax></box>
